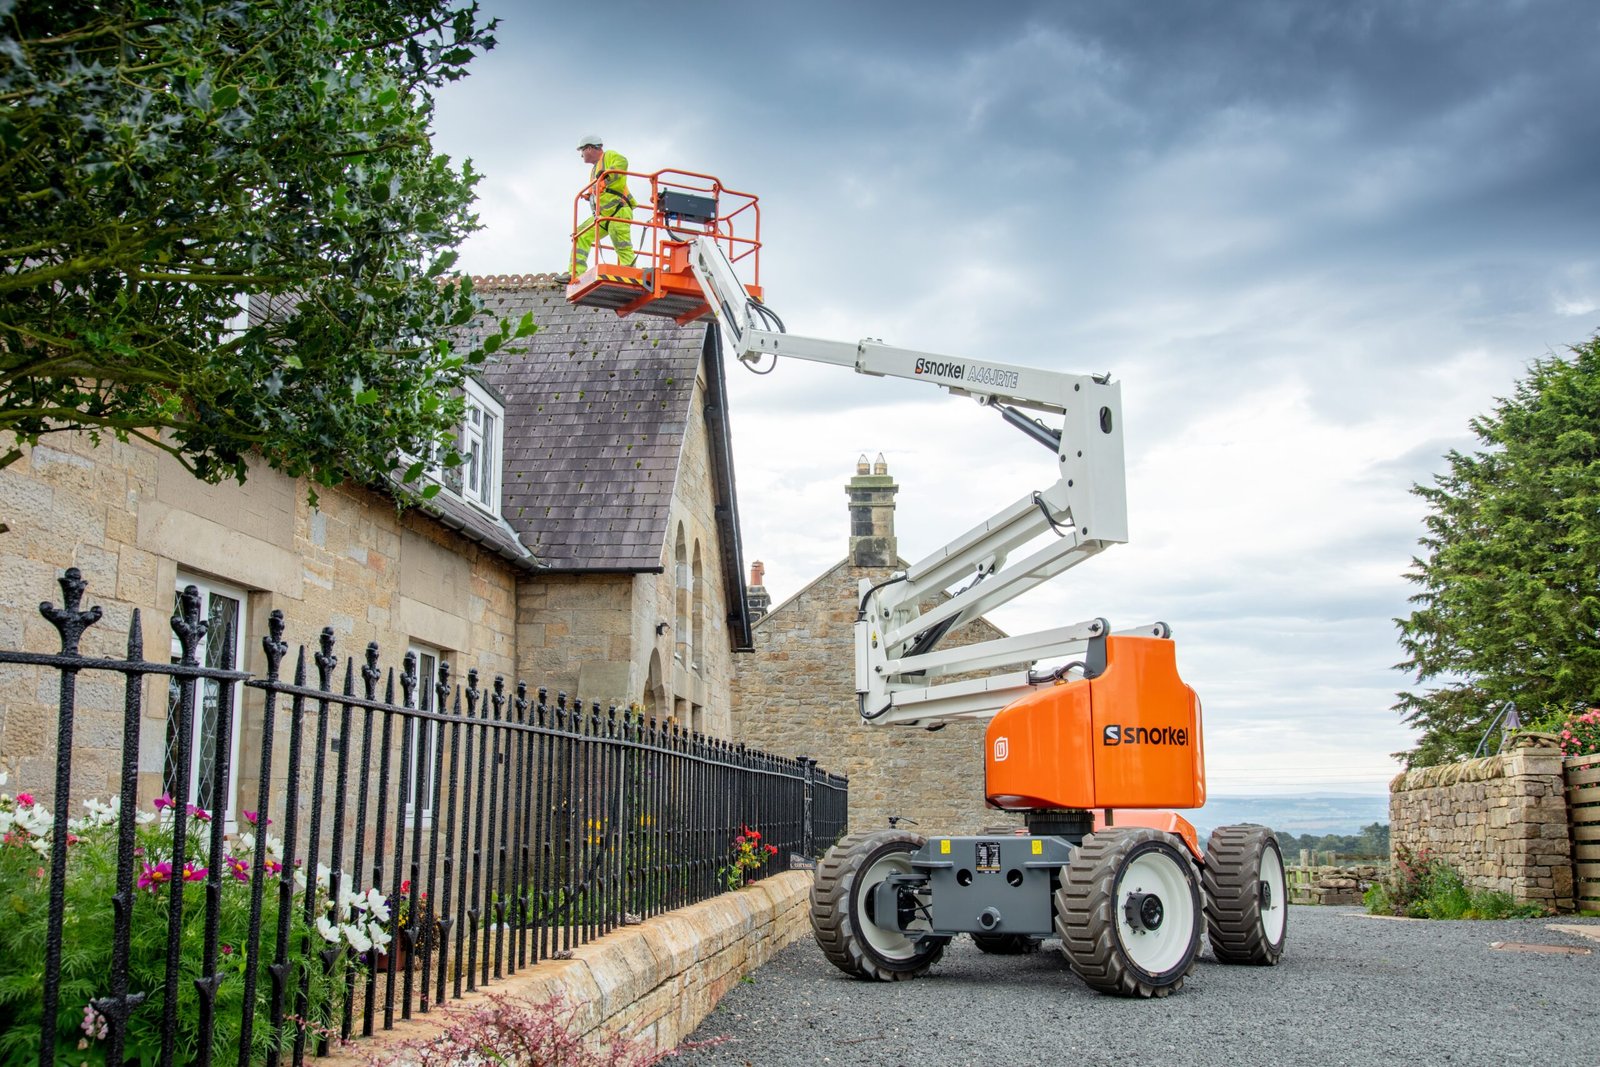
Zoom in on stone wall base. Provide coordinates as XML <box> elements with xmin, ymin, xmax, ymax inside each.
<box><xmin>324</xmin><ymin>871</ymin><xmax>812</xmax><ymax>1063</ymax></box>
<box><xmin>1389</xmin><ymin>744</ymin><xmax>1574</xmax><ymax>911</ymax></box>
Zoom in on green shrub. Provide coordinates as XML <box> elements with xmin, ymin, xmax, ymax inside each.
<box><xmin>0</xmin><ymin>782</ymin><xmax>374</xmax><ymax>1065</ymax></box>
<box><xmin>1363</xmin><ymin>846</ymin><xmax>1545</xmax><ymax>919</ymax></box>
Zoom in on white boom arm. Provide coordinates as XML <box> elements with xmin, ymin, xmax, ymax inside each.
<box><xmin>691</xmin><ymin>237</ymin><xmax>1151</xmax><ymax>728</ymax></box>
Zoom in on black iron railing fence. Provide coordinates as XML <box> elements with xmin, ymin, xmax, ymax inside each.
<box><xmin>0</xmin><ymin>569</ymin><xmax>848</xmax><ymax>1067</ymax></box>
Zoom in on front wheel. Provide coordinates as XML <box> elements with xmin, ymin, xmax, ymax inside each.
<box><xmin>1054</xmin><ymin>828</ymin><xmax>1202</xmax><ymax>997</ymax></box>
<box><xmin>1202</xmin><ymin>824</ymin><xmax>1287</xmax><ymax>965</ymax></box>
<box><xmin>811</xmin><ymin>830</ymin><xmax>947</xmax><ymax>981</ymax></box>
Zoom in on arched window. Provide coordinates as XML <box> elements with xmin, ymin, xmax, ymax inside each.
<box><xmin>691</xmin><ymin>541</ymin><xmax>705</xmax><ymax>671</ymax></box>
<box><xmin>644</xmin><ymin>650</ymin><xmax>664</xmax><ymax>721</ymax></box>
<box><xmin>673</xmin><ymin>524</ymin><xmax>689</xmax><ymax>664</ymax></box>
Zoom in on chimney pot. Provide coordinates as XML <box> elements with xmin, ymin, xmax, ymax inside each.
<box><xmin>750</xmin><ymin>560</ymin><xmax>765</xmax><ymax>586</ymax></box>
<box><xmin>873</xmin><ymin>453</ymin><xmax>887</xmax><ymax>476</ymax></box>
<box><xmin>856</xmin><ymin>454</ymin><xmax>870</xmax><ymax>475</ymax></box>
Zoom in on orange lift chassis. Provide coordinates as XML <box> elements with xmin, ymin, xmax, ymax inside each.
<box><xmin>567</xmin><ymin>172</ymin><xmax>1287</xmax><ymax>997</ymax></box>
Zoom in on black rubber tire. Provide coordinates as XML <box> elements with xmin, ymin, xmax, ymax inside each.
<box><xmin>1053</xmin><ymin>828</ymin><xmax>1202</xmax><ymax>998</ymax></box>
<box><xmin>1202</xmin><ymin>823</ymin><xmax>1287</xmax><ymax>965</ymax></box>
<box><xmin>810</xmin><ymin>829</ymin><xmax>947</xmax><ymax>981</ymax></box>
<box><xmin>971</xmin><ymin>932</ymin><xmax>1043</xmax><ymax>955</ymax></box>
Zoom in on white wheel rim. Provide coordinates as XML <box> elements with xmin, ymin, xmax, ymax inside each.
<box><xmin>855</xmin><ymin>851</ymin><xmax>924</xmax><ymax>959</ymax></box>
<box><xmin>1115</xmin><ymin>847</ymin><xmax>1196</xmax><ymax>976</ymax></box>
<box><xmin>1259</xmin><ymin>843</ymin><xmax>1287</xmax><ymax>944</ymax></box>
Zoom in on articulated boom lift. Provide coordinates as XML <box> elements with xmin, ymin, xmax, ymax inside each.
<box><xmin>567</xmin><ymin>173</ymin><xmax>1287</xmax><ymax>997</ymax></box>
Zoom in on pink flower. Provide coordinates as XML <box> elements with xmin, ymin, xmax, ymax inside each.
<box><xmin>226</xmin><ymin>855</ymin><xmax>250</xmax><ymax>882</ymax></box>
<box><xmin>139</xmin><ymin>861</ymin><xmax>173</xmax><ymax>892</ymax></box>
<box><xmin>242</xmin><ymin>810</ymin><xmax>271</xmax><ymax>827</ymax></box>
<box><xmin>186</xmin><ymin>804</ymin><xmax>211</xmax><ymax>822</ymax></box>
<box><xmin>263</xmin><ymin>859</ymin><xmax>282</xmax><ymax>876</ymax></box>
<box><xmin>15</xmin><ymin>793</ymin><xmax>33</xmax><ymax>808</ymax></box>
<box><xmin>153</xmin><ymin>794</ymin><xmax>174</xmax><ymax>811</ymax></box>
<box><xmin>80</xmin><ymin>1004</ymin><xmax>108</xmax><ymax>1041</ymax></box>
<box><xmin>182</xmin><ymin>862</ymin><xmax>207</xmax><ymax>883</ymax></box>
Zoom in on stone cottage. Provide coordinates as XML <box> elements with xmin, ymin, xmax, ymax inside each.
<box><xmin>730</xmin><ymin>457</ymin><xmax>1020</xmax><ymax>836</ymax></box>
<box><xmin>0</xmin><ymin>273</ymin><xmax>751</xmax><ymax>823</ymax></box>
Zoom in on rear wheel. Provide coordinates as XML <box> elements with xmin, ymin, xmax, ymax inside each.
<box><xmin>1054</xmin><ymin>828</ymin><xmax>1201</xmax><ymax>997</ymax></box>
<box><xmin>1202</xmin><ymin>824</ymin><xmax>1287</xmax><ymax>965</ymax></box>
<box><xmin>811</xmin><ymin>830</ymin><xmax>947</xmax><ymax>981</ymax></box>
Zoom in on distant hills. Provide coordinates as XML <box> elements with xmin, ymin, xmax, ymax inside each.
<box><xmin>1187</xmin><ymin>793</ymin><xmax>1390</xmax><ymax>839</ymax></box>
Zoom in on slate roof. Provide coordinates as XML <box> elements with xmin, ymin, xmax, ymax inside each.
<box><xmin>471</xmin><ymin>273</ymin><xmax>710</xmax><ymax>572</ymax></box>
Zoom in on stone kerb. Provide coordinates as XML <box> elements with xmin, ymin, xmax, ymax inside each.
<box><xmin>322</xmin><ymin>870</ymin><xmax>812</xmax><ymax>1064</ymax></box>
<box><xmin>1389</xmin><ymin>742</ymin><xmax>1574</xmax><ymax>910</ymax></box>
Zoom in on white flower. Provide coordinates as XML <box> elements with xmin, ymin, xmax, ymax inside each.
<box><xmin>0</xmin><ymin>811</ymin><xmax>13</xmax><ymax>835</ymax></box>
<box><xmin>30</xmin><ymin>837</ymin><xmax>50</xmax><ymax>859</ymax></box>
<box><xmin>315</xmin><ymin>863</ymin><xmax>331</xmax><ymax>890</ymax></box>
<box><xmin>81</xmin><ymin>797</ymin><xmax>117</xmax><ymax>825</ymax></box>
<box><xmin>362</xmin><ymin>889</ymin><xmax>391</xmax><ymax>923</ymax></box>
<box><xmin>342</xmin><ymin>922</ymin><xmax>372</xmax><ymax>954</ymax></box>
<box><xmin>294</xmin><ymin>869</ymin><xmax>308</xmax><ymax>892</ymax></box>
<box><xmin>263</xmin><ymin>833</ymin><xmax>284</xmax><ymax>861</ymax></box>
<box><xmin>17</xmin><ymin>807</ymin><xmax>52</xmax><ymax>837</ymax></box>
<box><xmin>135</xmin><ymin>810</ymin><xmax>156</xmax><ymax>826</ymax></box>
<box><xmin>236</xmin><ymin>832</ymin><xmax>256</xmax><ymax>855</ymax></box>
<box><xmin>336</xmin><ymin>888</ymin><xmax>365</xmax><ymax>921</ymax></box>
<box><xmin>315</xmin><ymin>915</ymin><xmax>341</xmax><ymax>944</ymax></box>
<box><xmin>367</xmin><ymin>922</ymin><xmax>393</xmax><ymax>950</ymax></box>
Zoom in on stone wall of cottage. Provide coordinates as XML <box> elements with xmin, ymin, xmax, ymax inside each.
<box><xmin>1389</xmin><ymin>742</ymin><xmax>1574</xmax><ymax>910</ymax></box>
<box><xmin>0</xmin><ymin>433</ymin><xmax>520</xmax><ymax>824</ymax></box>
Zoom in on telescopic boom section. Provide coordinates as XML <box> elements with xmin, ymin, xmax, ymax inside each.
<box><xmin>688</xmin><ymin>236</ymin><xmax>1149</xmax><ymax>728</ymax></box>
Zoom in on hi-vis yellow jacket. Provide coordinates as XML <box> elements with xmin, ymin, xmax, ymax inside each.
<box><xmin>589</xmin><ymin>149</ymin><xmax>635</xmax><ymax>217</ymax></box>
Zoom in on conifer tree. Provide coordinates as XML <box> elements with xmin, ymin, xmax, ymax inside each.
<box><xmin>1395</xmin><ymin>336</ymin><xmax>1600</xmax><ymax>766</ymax></box>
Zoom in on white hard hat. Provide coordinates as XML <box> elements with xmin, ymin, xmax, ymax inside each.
<box><xmin>576</xmin><ymin>135</ymin><xmax>602</xmax><ymax>149</ymax></box>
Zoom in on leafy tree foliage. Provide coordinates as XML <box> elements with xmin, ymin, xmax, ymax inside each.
<box><xmin>1394</xmin><ymin>336</ymin><xmax>1600</xmax><ymax>766</ymax></box>
<box><xmin>0</xmin><ymin>0</ymin><xmax>529</xmax><ymax>521</ymax></box>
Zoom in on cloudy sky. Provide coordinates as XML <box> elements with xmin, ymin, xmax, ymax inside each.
<box><xmin>429</xmin><ymin>1</ymin><xmax>1600</xmax><ymax>795</ymax></box>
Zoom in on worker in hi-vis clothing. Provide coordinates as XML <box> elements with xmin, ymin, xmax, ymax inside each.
<box><xmin>571</xmin><ymin>135</ymin><xmax>635</xmax><ymax>276</ymax></box>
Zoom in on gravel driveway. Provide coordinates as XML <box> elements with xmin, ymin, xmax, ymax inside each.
<box><xmin>675</xmin><ymin>907</ymin><xmax>1599</xmax><ymax>1067</ymax></box>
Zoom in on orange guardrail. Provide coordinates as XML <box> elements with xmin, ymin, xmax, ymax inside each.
<box><xmin>566</xmin><ymin>167</ymin><xmax>762</xmax><ymax>323</ymax></box>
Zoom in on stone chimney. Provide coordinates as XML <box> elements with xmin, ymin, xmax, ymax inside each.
<box><xmin>746</xmin><ymin>559</ymin><xmax>771</xmax><ymax>622</ymax></box>
<box><xmin>847</xmin><ymin>453</ymin><xmax>898</xmax><ymax>568</ymax></box>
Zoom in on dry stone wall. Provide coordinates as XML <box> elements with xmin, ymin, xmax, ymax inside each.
<box><xmin>1389</xmin><ymin>743</ymin><xmax>1574</xmax><ymax>910</ymax></box>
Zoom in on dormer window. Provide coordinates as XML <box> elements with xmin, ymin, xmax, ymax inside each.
<box><xmin>459</xmin><ymin>378</ymin><xmax>501</xmax><ymax>513</ymax></box>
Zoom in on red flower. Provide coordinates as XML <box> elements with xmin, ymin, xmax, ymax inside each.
<box><xmin>15</xmin><ymin>793</ymin><xmax>34</xmax><ymax>808</ymax></box>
